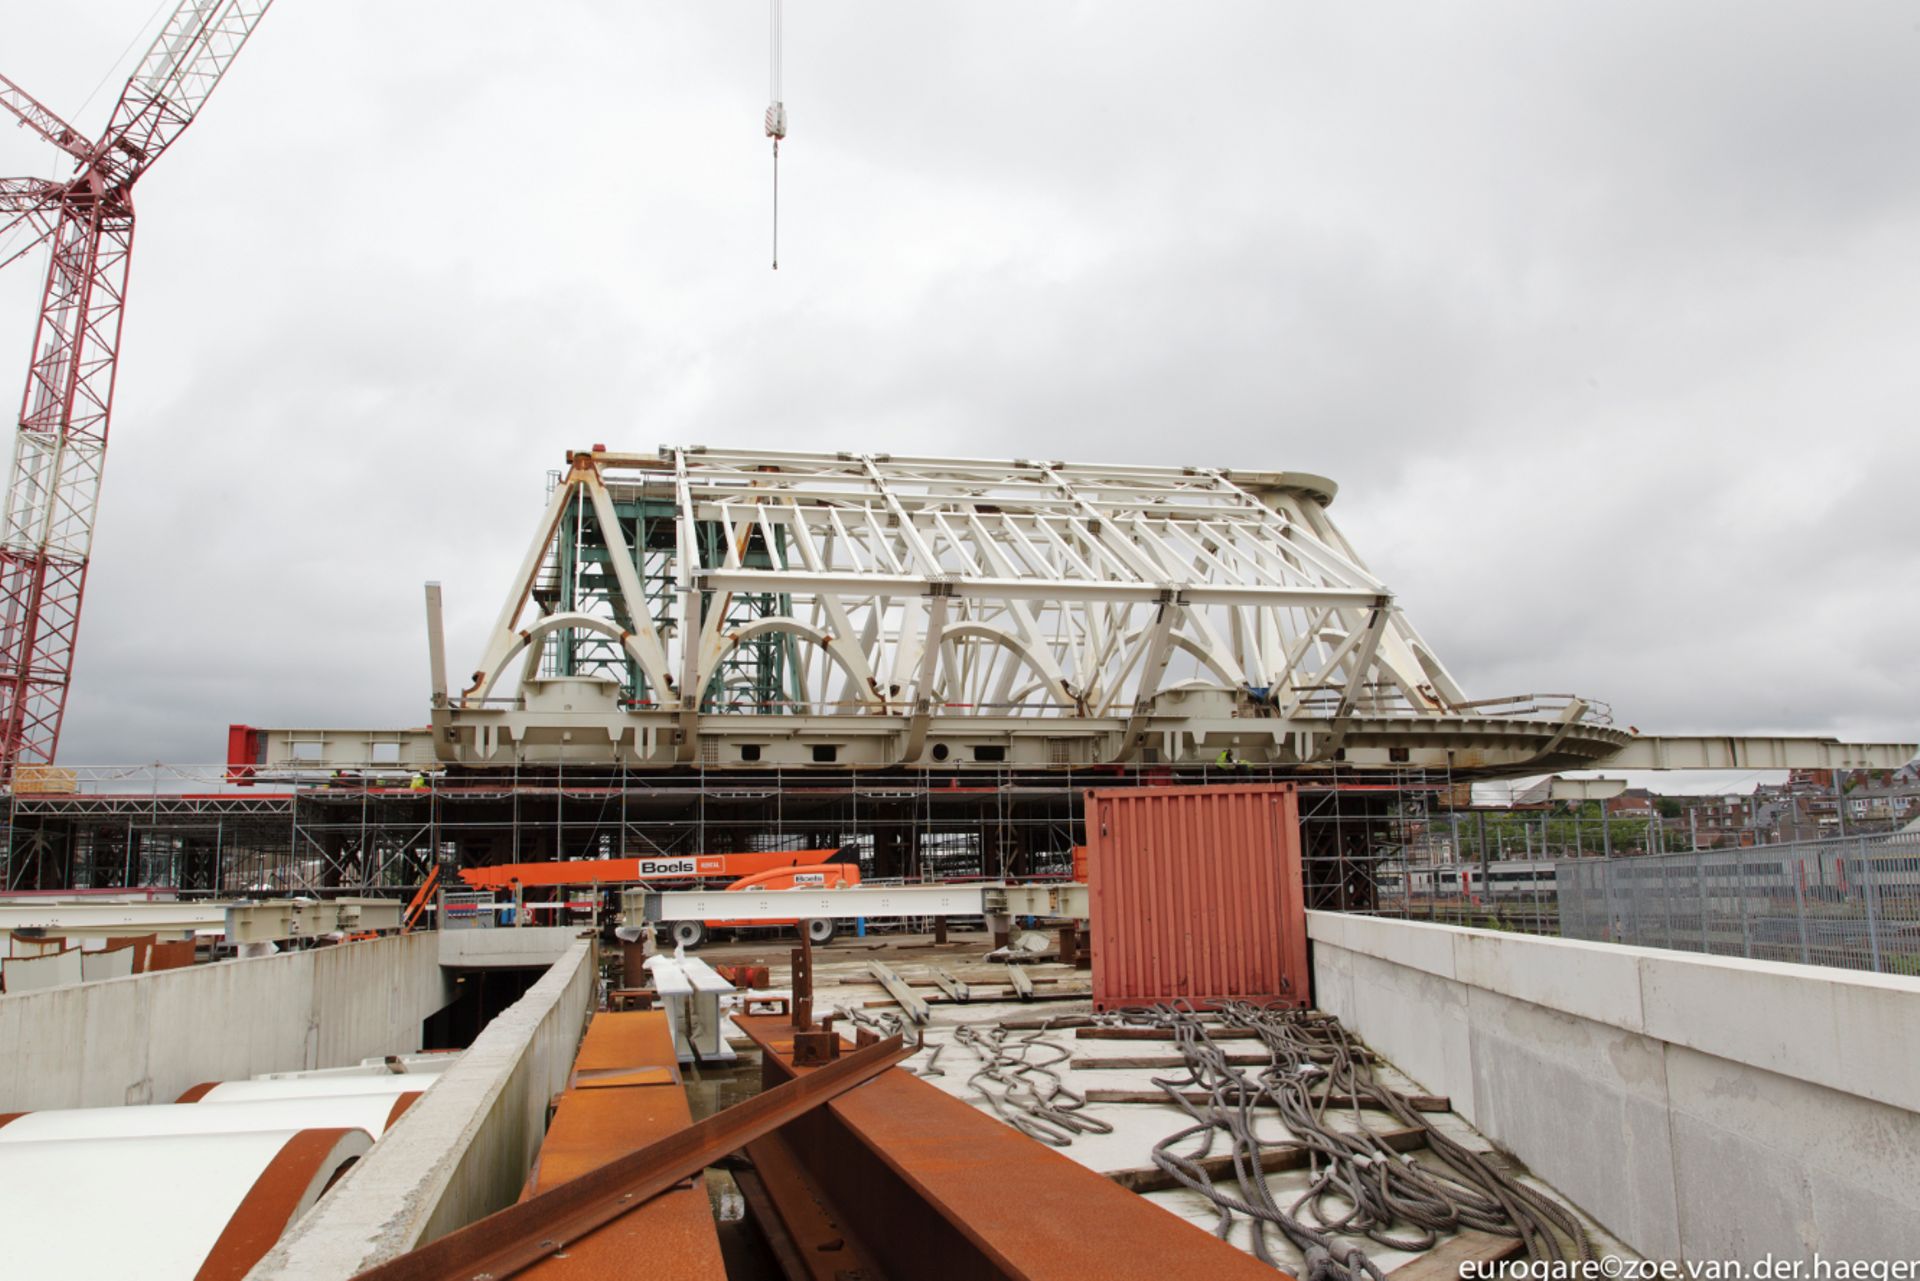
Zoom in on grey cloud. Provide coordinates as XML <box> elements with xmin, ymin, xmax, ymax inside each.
<box><xmin>0</xmin><ymin>1</ymin><xmax>1912</xmax><ymax>765</ymax></box>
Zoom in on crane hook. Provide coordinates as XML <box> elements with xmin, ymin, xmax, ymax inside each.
<box><xmin>766</xmin><ymin>0</ymin><xmax>785</xmax><ymax>270</ymax></box>
<box><xmin>766</xmin><ymin>104</ymin><xmax>786</xmax><ymax>271</ymax></box>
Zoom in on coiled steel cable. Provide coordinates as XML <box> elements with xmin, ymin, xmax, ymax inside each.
<box><xmin>834</xmin><ymin>1003</ymin><xmax>915</xmax><ymax>1047</ymax></box>
<box><xmin>946</xmin><ymin>1020</ymin><xmax>1115</xmax><ymax>1147</ymax></box>
<box><xmin>1099</xmin><ymin>1002</ymin><xmax>1591</xmax><ymax>1279</ymax></box>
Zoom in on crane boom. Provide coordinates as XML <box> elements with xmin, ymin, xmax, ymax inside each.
<box><xmin>0</xmin><ymin>1</ymin><xmax>276</xmax><ymax>777</ymax></box>
<box><xmin>98</xmin><ymin>1</ymin><xmax>276</xmax><ymax>185</ymax></box>
<box><xmin>0</xmin><ymin>74</ymin><xmax>91</xmax><ymax>164</ymax></box>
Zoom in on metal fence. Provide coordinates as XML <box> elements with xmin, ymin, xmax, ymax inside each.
<box><xmin>1555</xmin><ymin>832</ymin><xmax>1920</xmax><ymax>975</ymax></box>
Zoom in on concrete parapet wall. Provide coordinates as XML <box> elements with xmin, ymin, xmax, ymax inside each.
<box><xmin>1307</xmin><ymin>911</ymin><xmax>1920</xmax><ymax>1263</ymax></box>
<box><xmin>438</xmin><ymin>925</ymin><xmax>587</xmax><ymax>969</ymax></box>
<box><xmin>0</xmin><ymin>931</ymin><xmax>450</xmax><ymax>1111</ymax></box>
<box><xmin>251</xmin><ymin>939</ymin><xmax>597</xmax><ymax>1278</ymax></box>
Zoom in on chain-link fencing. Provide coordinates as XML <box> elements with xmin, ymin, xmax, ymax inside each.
<box><xmin>1555</xmin><ymin>832</ymin><xmax>1920</xmax><ymax>975</ymax></box>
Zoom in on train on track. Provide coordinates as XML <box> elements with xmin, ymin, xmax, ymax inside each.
<box><xmin>1379</xmin><ymin>840</ymin><xmax>1920</xmax><ymax>907</ymax></box>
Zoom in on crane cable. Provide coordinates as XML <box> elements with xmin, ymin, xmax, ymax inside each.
<box><xmin>765</xmin><ymin>0</ymin><xmax>787</xmax><ymax>270</ymax></box>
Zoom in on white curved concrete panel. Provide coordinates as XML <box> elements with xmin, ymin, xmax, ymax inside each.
<box><xmin>0</xmin><ymin>1127</ymin><xmax>369</xmax><ymax>1279</ymax></box>
<box><xmin>0</xmin><ymin>1091</ymin><xmax>422</xmax><ymax>1142</ymax></box>
<box><xmin>190</xmin><ymin>1069</ymin><xmax>444</xmax><ymax>1105</ymax></box>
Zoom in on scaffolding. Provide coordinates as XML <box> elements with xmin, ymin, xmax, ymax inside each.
<box><xmin>0</xmin><ymin>763</ymin><xmax>1428</xmax><ymax>909</ymax></box>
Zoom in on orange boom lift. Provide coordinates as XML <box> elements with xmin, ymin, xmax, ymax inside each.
<box><xmin>458</xmin><ymin>847</ymin><xmax>861</xmax><ymax>947</ymax></box>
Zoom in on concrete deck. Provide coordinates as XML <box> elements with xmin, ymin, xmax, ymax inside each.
<box><xmin>692</xmin><ymin>929</ymin><xmax>1628</xmax><ymax>1275</ymax></box>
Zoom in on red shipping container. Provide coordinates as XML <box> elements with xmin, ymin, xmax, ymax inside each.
<box><xmin>1087</xmin><ymin>783</ymin><xmax>1309</xmax><ymax>1011</ymax></box>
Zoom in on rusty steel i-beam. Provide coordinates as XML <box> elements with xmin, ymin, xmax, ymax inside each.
<box><xmin>352</xmin><ymin>1034</ymin><xmax>911</xmax><ymax>1281</ymax></box>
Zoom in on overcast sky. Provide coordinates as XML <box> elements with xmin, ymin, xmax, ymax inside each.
<box><xmin>2</xmin><ymin>2</ymin><xmax>1915</xmax><ymax>783</ymax></box>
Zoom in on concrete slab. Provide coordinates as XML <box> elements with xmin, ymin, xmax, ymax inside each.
<box><xmin>1663</xmin><ymin>1041</ymin><xmax>1920</xmax><ymax>1259</ymax></box>
<box><xmin>700</xmin><ymin>929</ymin><xmax>1626</xmax><ymax>1277</ymax></box>
<box><xmin>1329</xmin><ymin>911</ymin><xmax>1458</xmax><ymax>980</ymax></box>
<box><xmin>1463</xmin><ymin>985</ymin><xmax>1681</xmax><ymax>1259</ymax></box>
<box><xmin>1636</xmin><ymin>952</ymin><xmax>1844</xmax><ymax>1098</ymax></box>
<box><xmin>1344</xmin><ymin>948</ymin><xmax>1474</xmax><ymax>1106</ymax></box>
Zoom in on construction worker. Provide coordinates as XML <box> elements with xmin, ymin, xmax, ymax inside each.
<box><xmin>409</xmin><ymin>771</ymin><xmax>428</xmax><ymax>792</ymax></box>
<box><xmin>1215</xmin><ymin>747</ymin><xmax>1238</xmax><ymax>771</ymax></box>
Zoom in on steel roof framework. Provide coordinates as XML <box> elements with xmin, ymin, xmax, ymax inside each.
<box><xmin>432</xmin><ymin>446</ymin><xmax>1590</xmax><ymax>770</ymax></box>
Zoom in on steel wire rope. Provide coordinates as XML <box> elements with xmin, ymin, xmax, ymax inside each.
<box><xmin>1123</xmin><ymin>1001</ymin><xmax>1376</xmax><ymax>1277</ymax></box>
<box><xmin>835</xmin><ymin>1002</ymin><xmax>910</xmax><ymax>1045</ymax></box>
<box><xmin>1095</xmin><ymin>1002</ymin><xmax>1592</xmax><ymax>1279</ymax></box>
<box><xmin>942</xmin><ymin>1019</ymin><xmax>1113</xmax><ymax>1147</ymax></box>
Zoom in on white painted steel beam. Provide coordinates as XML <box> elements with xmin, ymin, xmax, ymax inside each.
<box><xmin>224</xmin><ymin>898</ymin><xmax>401</xmax><ymax>944</ymax></box>
<box><xmin>0</xmin><ymin>898</ymin><xmax>400</xmax><ymax>942</ymax></box>
<box><xmin>627</xmin><ymin>882</ymin><xmax>1089</xmax><ymax>925</ymax></box>
<box><xmin>1602</xmin><ymin>736</ymin><xmax>1916</xmax><ymax>771</ymax></box>
<box><xmin>642</xmin><ymin>954</ymin><xmax>736</xmax><ymax>1061</ymax></box>
<box><xmin>1545</xmin><ymin>777</ymin><xmax>1629</xmax><ymax>801</ymax></box>
<box><xmin>0</xmin><ymin>900</ymin><xmax>226</xmax><ymax>933</ymax></box>
<box><xmin>697</xmin><ymin>568</ymin><xmax>1382</xmax><ymax>610</ymax></box>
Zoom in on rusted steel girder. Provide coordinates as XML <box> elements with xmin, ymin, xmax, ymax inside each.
<box><xmin>520</xmin><ymin>1010</ymin><xmax>724</xmax><ymax>1280</ymax></box>
<box><xmin>352</xmin><ymin>1034</ymin><xmax>911</xmax><ymax>1281</ymax></box>
<box><xmin>790</xmin><ymin>930</ymin><xmax>814</xmax><ymax>1029</ymax></box>
<box><xmin>736</xmin><ymin>1015</ymin><xmax>1284</xmax><ymax>1281</ymax></box>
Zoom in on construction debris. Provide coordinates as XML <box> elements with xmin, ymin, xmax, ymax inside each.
<box><xmin>866</xmin><ymin>960</ymin><xmax>932</xmax><ymax>1024</ymax></box>
<box><xmin>986</xmin><ymin>930</ymin><xmax>1052</xmax><ymax>962</ymax></box>
<box><xmin>928</xmin><ymin>965</ymin><xmax>972</xmax><ymax>1003</ymax></box>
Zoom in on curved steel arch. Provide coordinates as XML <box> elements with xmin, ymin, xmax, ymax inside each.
<box><xmin>479</xmin><ymin>613</ymin><xmax>661</xmax><ymax>702</ymax></box>
<box><xmin>1111</xmin><ymin>624</ymin><xmax>1244</xmax><ymax>694</ymax></box>
<box><xmin>711</xmin><ymin>615</ymin><xmax>879</xmax><ymax>707</ymax></box>
<box><xmin>934</xmin><ymin>621</ymin><xmax>1077</xmax><ymax>709</ymax></box>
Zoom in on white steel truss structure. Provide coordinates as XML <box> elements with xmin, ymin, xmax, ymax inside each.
<box><xmin>499</xmin><ymin>449</ymin><xmax>1469</xmax><ymax>714</ymax></box>
<box><xmin>235</xmin><ymin>446</ymin><xmax>1912</xmax><ymax>778</ymax></box>
<box><xmin>409</xmin><ymin>445</ymin><xmax>1641</xmax><ymax>773</ymax></box>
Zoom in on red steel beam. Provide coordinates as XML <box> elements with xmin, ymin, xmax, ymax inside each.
<box><xmin>352</xmin><ymin>1033</ymin><xmax>911</xmax><ymax>1281</ymax></box>
<box><xmin>736</xmin><ymin>1014</ymin><xmax>1286</xmax><ymax>1281</ymax></box>
<box><xmin>520</xmin><ymin>1011</ymin><xmax>725</xmax><ymax>1280</ymax></box>
<box><xmin>739</xmin><ymin>1128</ymin><xmax>890</xmax><ymax>1281</ymax></box>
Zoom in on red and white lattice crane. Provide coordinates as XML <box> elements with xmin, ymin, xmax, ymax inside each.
<box><xmin>0</xmin><ymin>2</ymin><xmax>274</xmax><ymax>777</ymax></box>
